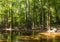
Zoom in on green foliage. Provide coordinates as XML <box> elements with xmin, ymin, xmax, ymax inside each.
<box><xmin>0</xmin><ymin>0</ymin><xmax>60</xmax><ymax>28</ymax></box>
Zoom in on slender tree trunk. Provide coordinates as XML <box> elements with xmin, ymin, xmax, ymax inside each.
<box><xmin>46</xmin><ymin>0</ymin><xmax>51</xmax><ymax>30</ymax></box>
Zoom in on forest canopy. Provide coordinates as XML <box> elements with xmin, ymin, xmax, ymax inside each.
<box><xmin>0</xmin><ymin>0</ymin><xmax>60</xmax><ymax>29</ymax></box>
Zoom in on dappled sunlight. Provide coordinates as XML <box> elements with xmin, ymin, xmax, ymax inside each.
<box><xmin>39</xmin><ymin>28</ymin><xmax>60</xmax><ymax>39</ymax></box>
<box><xmin>47</xmin><ymin>28</ymin><xmax>57</xmax><ymax>33</ymax></box>
<box><xmin>0</xmin><ymin>0</ymin><xmax>60</xmax><ymax>42</ymax></box>
<box><xmin>50</xmin><ymin>7</ymin><xmax>55</xmax><ymax>12</ymax></box>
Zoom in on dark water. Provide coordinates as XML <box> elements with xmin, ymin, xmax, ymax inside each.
<box><xmin>0</xmin><ymin>34</ymin><xmax>60</xmax><ymax>42</ymax></box>
<box><xmin>12</xmin><ymin>36</ymin><xmax>60</xmax><ymax>42</ymax></box>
